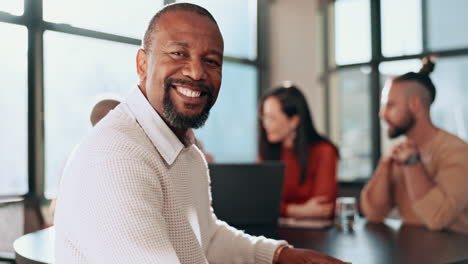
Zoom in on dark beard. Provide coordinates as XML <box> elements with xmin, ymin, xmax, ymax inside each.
<box><xmin>162</xmin><ymin>78</ymin><xmax>214</xmax><ymax>129</ymax></box>
<box><xmin>388</xmin><ymin>114</ymin><xmax>415</xmax><ymax>138</ymax></box>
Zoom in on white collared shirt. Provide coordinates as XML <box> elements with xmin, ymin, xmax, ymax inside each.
<box><xmin>54</xmin><ymin>87</ymin><xmax>285</xmax><ymax>264</ymax></box>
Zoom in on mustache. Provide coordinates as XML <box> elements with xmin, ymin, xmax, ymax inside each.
<box><xmin>164</xmin><ymin>78</ymin><xmax>213</xmax><ymax>97</ymax></box>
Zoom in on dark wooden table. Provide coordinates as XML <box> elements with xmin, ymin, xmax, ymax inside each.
<box><xmin>14</xmin><ymin>219</ymin><xmax>468</xmax><ymax>264</ymax></box>
<box><xmin>277</xmin><ymin>219</ymin><xmax>468</xmax><ymax>264</ymax></box>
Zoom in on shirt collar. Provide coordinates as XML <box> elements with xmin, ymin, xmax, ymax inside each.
<box><xmin>125</xmin><ymin>87</ymin><xmax>184</xmax><ymax>165</ymax></box>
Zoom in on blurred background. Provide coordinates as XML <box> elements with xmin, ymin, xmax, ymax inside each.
<box><xmin>0</xmin><ymin>0</ymin><xmax>467</xmax><ymax>232</ymax></box>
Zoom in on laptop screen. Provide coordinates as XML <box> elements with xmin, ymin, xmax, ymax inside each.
<box><xmin>208</xmin><ymin>162</ymin><xmax>284</xmax><ymax>226</ymax></box>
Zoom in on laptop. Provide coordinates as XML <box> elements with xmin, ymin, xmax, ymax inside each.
<box><xmin>208</xmin><ymin>162</ymin><xmax>284</xmax><ymax>227</ymax></box>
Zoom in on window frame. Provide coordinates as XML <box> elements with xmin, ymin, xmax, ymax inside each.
<box><xmin>320</xmin><ymin>0</ymin><xmax>468</xmax><ymax>183</ymax></box>
<box><xmin>0</xmin><ymin>0</ymin><xmax>268</xmax><ymax>202</ymax></box>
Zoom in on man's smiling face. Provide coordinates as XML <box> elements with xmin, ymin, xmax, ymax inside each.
<box><xmin>137</xmin><ymin>10</ymin><xmax>224</xmax><ymax>129</ymax></box>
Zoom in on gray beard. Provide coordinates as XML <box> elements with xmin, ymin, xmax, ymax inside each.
<box><xmin>162</xmin><ymin>78</ymin><xmax>213</xmax><ymax>129</ymax></box>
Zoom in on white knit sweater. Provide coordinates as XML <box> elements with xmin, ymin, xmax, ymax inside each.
<box><xmin>54</xmin><ymin>88</ymin><xmax>285</xmax><ymax>264</ymax></box>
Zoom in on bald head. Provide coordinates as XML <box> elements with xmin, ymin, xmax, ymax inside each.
<box><xmin>90</xmin><ymin>99</ymin><xmax>120</xmax><ymax>126</ymax></box>
<box><xmin>143</xmin><ymin>3</ymin><xmax>218</xmax><ymax>50</ymax></box>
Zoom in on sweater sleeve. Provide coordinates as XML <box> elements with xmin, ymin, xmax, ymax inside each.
<box><xmin>360</xmin><ymin>186</ymin><xmax>390</xmax><ymax>222</ymax></box>
<box><xmin>411</xmin><ymin>147</ymin><xmax>468</xmax><ymax>230</ymax></box>
<box><xmin>205</xmin><ymin>219</ymin><xmax>287</xmax><ymax>264</ymax></box>
<box><xmin>280</xmin><ymin>201</ymin><xmax>288</xmax><ymax>216</ymax></box>
<box><xmin>280</xmin><ymin>143</ymin><xmax>338</xmax><ymax>216</ymax></box>
<box><xmin>55</xmin><ymin>155</ymin><xmax>181</xmax><ymax>264</ymax></box>
<box><xmin>360</xmin><ymin>160</ymin><xmax>394</xmax><ymax>222</ymax></box>
<box><xmin>310</xmin><ymin>143</ymin><xmax>339</xmax><ymax>202</ymax></box>
<box><xmin>204</xmin><ymin>177</ymin><xmax>287</xmax><ymax>264</ymax></box>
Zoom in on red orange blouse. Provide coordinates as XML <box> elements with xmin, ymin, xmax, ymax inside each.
<box><xmin>279</xmin><ymin>142</ymin><xmax>338</xmax><ymax>216</ymax></box>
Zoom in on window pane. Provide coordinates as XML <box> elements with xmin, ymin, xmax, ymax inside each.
<box><xmin>427</xmin><ymin>0</ymin><xmax>468</xmax><ymax>50</ymax></box>
<box><xmin>177</xmin><ymin>0</ymin><xmax>257</xmax><ymax>60</ymax></box>
<box><xmin>44</xmin><ymin>31</ymin><xmax>139</xmax><ymax>198</ymax></box>
<box><xmin>0</xmin><ymin>0</ymin><xmax>23</xmax><ymax>16</ymax></box>
<box><xmin>195</xmin><ymin>62</ymin><xmax>258</xmax><ymax>162</ymax></box>
<box><xmin>0</xmin><ymin>23</ymin><xmax>28</xmax><ymax>195</ymax></box>
<box><xmin>335</xmin><ymin>0</ymin><xmax>371</xmax><ymax>65</ymax></box>
<box><xmin>381</xmin><ymin>0</ymin><xmax>422</xmax><ymax>57</ymax></box>
<box><xmin>379</xmin><ymin>59</ymin><xmax>422</xmax><ymax>80</ymax></box>
<box><xmin>43</xmin><ymin>0</ymin><xmax>164</xmax><ymax>38</ymax></box>
<box><xmin>430</xmin><ymin>56</ymin><xmax>468</xmax><ymax>141</ymax></box>
<box><xmin>333</xmin><ymin>67</ymin><xmax>372</xmax><ymax>180</ymax></box>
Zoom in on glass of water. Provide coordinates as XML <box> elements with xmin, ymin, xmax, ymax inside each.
<box><xmin>335</xmin><ymin>197</ymin><xmax>357</xmax><ymax>231</ymax></box>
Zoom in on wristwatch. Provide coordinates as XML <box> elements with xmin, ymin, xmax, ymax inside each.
<box><xmin>404</xmin><ymin>153</ymin><xmax>420</xmax><ymax>165</ymax></box>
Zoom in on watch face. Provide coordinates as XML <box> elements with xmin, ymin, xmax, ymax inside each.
<box><xmin>405</xmin><ymin>154</ymin><xmax>420</xmax><ymax>165</ymax></box>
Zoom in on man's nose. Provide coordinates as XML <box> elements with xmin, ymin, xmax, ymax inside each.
<box><xmin>182</xmin><ymin>59</ymin><xmax>207</xmax><ymax>81</ymax></box>
<box><xmin>379</xmin><ymin>105</ymin><xmax>387</xmax><ymax>120</ymax></box>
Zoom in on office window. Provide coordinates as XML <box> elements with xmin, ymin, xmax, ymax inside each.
<box><xmin>381</xmin><ymin>0</ymin><xmax>422</xmax><ymax>57</ymax></box>
<box><xmin>430</xmin><ymin>56</ymin><xmax>468</xmax><ymax>140</ymax></box>
<box><xmin>43</xmin><ymin>0</ymin><xmax>164</xmax><ymax>38</ymax></box>
<box><xmin>0</xmin><ymin>23</ymin><xmax>28</xmax><ymax>195</ymax></box>
<box><xmin>334</xmin><ymin>0</ymin><xmax>371</xmax><ymax>65</ymax></box>
<box><xmin>1</xmin><ymin>0</ymin><xmax>262</xmax><ymax>200</ymax></box>
<box><xmin>195</xmin><ymin>62</ymin><xmax>258</xmax><ymax>162</ymax></box>
<box><xmin>177</xmin><ymin>0</ymin><xmax>257</xmax><ymax>60</ymax></box>
<box><xmin>0</xmin><ymin>1</ymin><xmax>23</xmax><ymax>16</ymax></box>
<box><xmin>43</xmin><ymin>31</ymin><xmax>138</xmax><ymax>198</ymax></box>
<box><xmin>379</xmin><ymin>59</ymin><xmax>422</xmax><ymax>83</ymax></box>
<box><xmin>323</xmin><ymin>0</ymin><xmax>468</xmax><ymax>182</ymax></box>
<box><xmin>176</xmin><ymin>0</ymin><xmax>260</xmax><ymax>162</ymax></box>
<box><xmin>333</xmin><ymin>67</ymin><xmax>372</xmax><ymax>181</ymax></box>
<box><xmin>427</xmin><ymin>0</ymin><xmax>468</xmax><ymax>51</ymax></box>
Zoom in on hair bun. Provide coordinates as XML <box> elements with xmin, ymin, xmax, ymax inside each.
<box><xmin>419</xmin><ymin>56</ymin><xmax>436</xmax><ymax>75</ymax></box>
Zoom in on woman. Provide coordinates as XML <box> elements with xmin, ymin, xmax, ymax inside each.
<box><xmin>259</xmin><ymin>84</ymin><xmax>339</xmax><ymax>218</ymax></box>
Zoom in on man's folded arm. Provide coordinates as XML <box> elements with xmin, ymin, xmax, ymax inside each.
<box><xmin>360</xmin><ymin>158</ymin><xmax>394</xmax><ymax>222</ymax></box>
<box><xmin>412</xmin><ymin>153</ymin><xmax>468</xmax><ymax>230</ymax></box>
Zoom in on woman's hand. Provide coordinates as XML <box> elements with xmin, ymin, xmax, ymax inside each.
<box><xmin>287</xmin><ymin>196</ymin><xmax>334</xmax><ymax>218</ymax></box>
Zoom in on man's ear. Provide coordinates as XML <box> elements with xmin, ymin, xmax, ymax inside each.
<box><xmin>408</xmin><ymin>95</ymin><xmax>422</xmax><ymax>113</ymax></box>
<box><xmin>136</xmin><ymin>49</ymin><xmax>148</xmax><ymax>83</ymax></box>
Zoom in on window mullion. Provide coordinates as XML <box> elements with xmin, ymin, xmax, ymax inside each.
<box><xmin>369</xmin><ymin>0</ymin><xmax>382</xmax><ymax>170</ymax></box>
<box><xmin>25</xmin><ymin>0</ymin><xmax>45</xmax><ymax>199</ymax></box>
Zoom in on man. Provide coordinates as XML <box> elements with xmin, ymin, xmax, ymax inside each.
<box><xmin>55</xmin><ymin>3</ymin><xmax>347</xmax><ymax>264</ymax></box>
<box><xmin>360</xmin><ymin>58</ymin><xmax>468</xmax><ymax>234</ymax></box>
<box><xmin>49</xmin><ymin>99</ymin><xmax>121</xmax><ymax>222</ymax></box>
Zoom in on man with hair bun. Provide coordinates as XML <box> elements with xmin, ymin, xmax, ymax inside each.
<box><xmin>361</xmin><ymin>57</ymin><xmax>468</xmax><ymax>234</ymax></box>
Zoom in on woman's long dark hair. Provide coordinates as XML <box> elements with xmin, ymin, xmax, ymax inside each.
<box><xmin>258</xmin><ymin>85</ymin><xmax>338</xmax><ymax>185</ymax></box>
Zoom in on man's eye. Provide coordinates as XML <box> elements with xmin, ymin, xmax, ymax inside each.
<box><xmin>171</xmin><ymin>51</ymin><xmax>185</xmax><ymax>57</ymax></box>
<box><xmin>204</xmin><ymin>58</ymin><xmax>220</xmax><ymax>66</ymax></box>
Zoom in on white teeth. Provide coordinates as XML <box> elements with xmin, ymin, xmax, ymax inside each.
<box><xmin>176</xmin><ymin>86</ymin><xmax>201</xmax><ymax>98</ymax></box>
